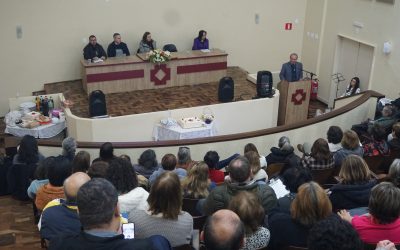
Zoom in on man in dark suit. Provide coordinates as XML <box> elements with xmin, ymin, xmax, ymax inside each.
<box><xmin>279</xmin><ymin>53</ymin><xmax>303</xmax><ymax>82</ymax></box>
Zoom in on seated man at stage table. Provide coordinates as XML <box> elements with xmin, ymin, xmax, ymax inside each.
<box><xmin>107</xmin><ymin>33</ymin><xmax>130</xmax><ymax>57</ymax></box>
<box><xmin>83</xmin><ymin>35</ymin><xmax>106</xmax><ymax>61</ymax></box>
<box><xmin>279</xmin><ymin>53</ymin><xmax>303</xmax><ymax>82</ymax></box>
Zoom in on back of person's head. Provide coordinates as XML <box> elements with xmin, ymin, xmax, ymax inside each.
<box><xmin>148</xmin><ymin>171</ymin><xmax>182</xmax><ymax>220</ymax></box>
<box><xmin>18</xmin><ymin>135</ymin><xmax>39</xmax><ymax>164</ymax></box>
<box><xmin>228</xmin><ymin>191</ymin><xmax>264</xmax><ymax>234</ymax></box>
<box><xmin>99</xmin><ymin>142</ymin><xmax>114</xmax><ymax>160</ymax></box>
<box><xmin>308</xmin><ymin>215</ymin><xmax>362</xmax><ymax>250</ymax></box>
<box><xmin>72</xmin><ymin>150</ymin><xmax>90</xmax><ymax>173</ymax></box>
<box><xmin>34</xmin><ymin>156</ymin><xmax>56</xmax><ymax>180</ymax></box>
<box><xmin>281</xmin><ymin>166</ymin><xmax>312</xmax><ymax>193</ymax></box>
<box><xmin>47</xmin><ymin>156</ymin><xmax>72</xmax><ymax>187</ymax></box>
<box><xmin>327</xmin><ymin>126</ymin><xmax>343</xmax><ymax>144</ymax></box>
<box><xmin>119</xmin><ymin>154</ymin><xmax>131</xmax><ymax>163</ymax></box>
<box><xmin>243</xmin><ymin>143</ymin><xmax>260</xmax><ymax>157</ymax></box>
<box><xmin>228</xmin><ymin>156</ymin><xmax>251</xmax><ymax>183</ymax></box>
<box><xmin>106</xmin><ymin>157</ymin><xmax>138</xmax><ymax>194</ymax></box>
<box><xmin>197</xmin><ymin>30</ymin><xmax>206</xmax><ymax>40</ymax></box>
<box><xmin>63</xmin><ymin>172</ymin><xmax>90</xmax><ymax>203</ymax></box>
<box><xmin>77</xmin><ymin>178</ymin><xmax>118</xmax><ymax>230</ymax></box>
<box><xmin>311</xmin><ymin>138</ymin><xmax>331</xmax><ymax>161</ymax></box>
<box><xmin>161</xmin><ymin>153</ymin><xmax>177</xmax><ymax>171</ymax></box>
<box><xmin>87</xmin><ymin>161</ymin><xmax>109</xmax><ymax>178</ymax></box>
<box><xmin>181</xmin><ymin>161</ymin><xmax>210</xmax><ymax>199</ymax></box>
<box><xmin>177</xmin><ymin>147</ymin><xmax>192</xmax><ymax>165</ymax></box>
<box><xmin>244</xmin><ymin>151</ymin><xmax>261</xmax><ymax>176</ymax></box>
<box><xmin>339</xmin><ymin>155</ymin><xmax>370</xmax><ymax>184</ymax></box>
<box><xmin>291</xmin><ymin>181</ymin><xmax>332</xmax><ymax>227</ymax></box>
<box><xmin>342</xmin><ymin>130</ymin><xmax>360</xmax><ymax>150</ymax></box>
<box><xmin>392</xmin><ymin>122</ymin><xmax>400</xmax><ymax>138</ymax></box>
<box><xmin>278</xmin><ymin>136</ymin><xmax>291</xmax><ymax>149</ymax></box>
<box><xmin>368</xmin><ymin>123</ymin><xmax>387</xmax><ymax>141</ymax></box>
<box><xmin>382</xmin><ymin>105</ymin><xmax>394</xmax><ymax>117</ymax></box>
<box><xmin>138</xmin><ymin>149</ymin><xmax>158</xmax><ymax>169</ymax></box>
<box><xmin>62</xmin><ymin>137</ymin><xmax>77</xmax><ymax>160</ymax></box>
<box><xmin>369</xmin><ymin>182</ymin><xmax>400</xmax><ymax>224</ymax></box>
<box><xmin>204</xmin><ymin>151</ymin><xmax>220</xmax><ymax>169</ymax></box>
<box><xmin>388</xmin><ymin>159</ymin><xmax>400</xmax><ymax>188</ymax></box>
<box><xmin>203</xmin><ymin>209</ymin><xmax>245</xmax><ymax>250</ymax></box>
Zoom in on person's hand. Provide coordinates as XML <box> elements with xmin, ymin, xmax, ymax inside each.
<box><xmin>376</xmin><ymin>240</ymin><xmax>397</xmax><ymax>250</ymax></box>
<box><xmin>337</xmin><ymin>209</ymin><xmax>352</xmax><ymax>223</ymax></box>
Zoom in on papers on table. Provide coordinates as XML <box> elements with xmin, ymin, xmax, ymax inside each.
<box><xmin>200</xmin><ymin>49</ymin><xmax>211</xmax><ymax>52</ymax></box>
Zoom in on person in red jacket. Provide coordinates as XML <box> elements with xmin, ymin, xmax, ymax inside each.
<box><xmin>204</xmin><ymin>151</ymin><xmax>225</xmax><ymax>184</ymax></box>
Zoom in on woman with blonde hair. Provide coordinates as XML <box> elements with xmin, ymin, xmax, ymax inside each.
<box><xmin>244</xmin><ymin>143</ymin><xmax>267</xmax><ymax>168</ymax></box>
<box><xmin>181</xmin><ymin>161</ymin><xmax>215</xmax><ymax>199</ymax></box>
<box><xmin>388</xmin><ymin>159</ymin><xmax>400</xmax><ymax>188</ymax></box>
<box><xmin>269</xmin><ymin>182</ymin><xmax>332</xmax><ymax>249</ymax></box>
<box><xmin>329</xmin><ymin>155</ymin><xmax>376</xmax><ymax>211</ymax></box>
<box><xmin>334</xmin><ymin>130</ymin><xmax>364</xmax><ymax>167</ymax></box>
<box><xmin>244</xmin><ymin>151</ymin><xmax>268</xmax><ymax>182</ymax></box>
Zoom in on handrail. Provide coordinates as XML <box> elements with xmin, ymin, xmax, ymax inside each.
<box><xmin>37</xmin><ymin>90</ymin><xmax>384</xmax><ymax>148</ymax></box>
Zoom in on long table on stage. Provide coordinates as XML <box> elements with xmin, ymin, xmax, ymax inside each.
<box><xmin>81</xmin><ymin>49</ymin><xmax>228</xmax><ymax>95</ymax></box>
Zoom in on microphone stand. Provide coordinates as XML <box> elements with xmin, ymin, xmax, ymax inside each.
<box><xmin>331</xmin><ymin>73</ymin><xmax>346</xmax><ymax>98</ymax></box>
<box><xmin>302</xmin><ymin>69</ymin><xmax>317</xmax><ymax>80</ymax></box>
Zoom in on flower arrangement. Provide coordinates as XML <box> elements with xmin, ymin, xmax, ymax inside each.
<box><xmin>148</xmin><ymin>49</ymin><xmax>171</xmax><ymax>64</ymax></box>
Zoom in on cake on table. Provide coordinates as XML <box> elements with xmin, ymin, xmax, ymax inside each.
<box><xmin>178</xmin><ymin>117</ymin><xmax>204</xmax><ymax>129</ymax></box>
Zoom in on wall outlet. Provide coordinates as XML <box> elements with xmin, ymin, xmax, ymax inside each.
<box><xmin>16</xmin><ymin>25</ymin><xmax>22</xmax><ymax>39</ymax></box>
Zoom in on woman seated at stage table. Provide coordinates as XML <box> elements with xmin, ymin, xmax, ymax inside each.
<box><xmin>341</xmin><ymin>77</ymin><xmax>361</xmax><ymax>97</ymax></box>
<box><xmin>138</xmin><ymin>31</ymin><xmax>157</xmax><ymax>53</ymax></box>
<box><xmin>192</xmin><ymin>30</ymin><xmax>209</xmax><ymax>50</ymax></box>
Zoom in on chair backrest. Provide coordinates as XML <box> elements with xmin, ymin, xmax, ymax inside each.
<box><xmin>363</xmin><ymin>155</ymin><xmax>386</xmax><ymax>174</ymax></box>
<box><xmin>182</xmin><ymin>197</ymin><xmax>201</xmax><ymax>216</ymax></box>
<box><xmin>193</xmin><ymin>215</ymin><xmax>208</xmax><ymax>230</ymax></box>
<box><xmin>89</xmin><ymin>90</ymin><xmax>107</xmax><ymax>117</ymax></box>
<box><xmin>311</xmin><ymin>167</ymin><xmax>335</xmax><ymax>186</ymax></box>
<box><xmin>7</xmin><ymin>163</ymin><xmax>37</xmax><ymax>200</ymax></box>
<box><xmin>266</xmin><ymin>163</ymin><xmax>284</xmax><ymax>178</ymax></box>
<box><xmin>163</xmin><ymin>44</ymin><xmax>178</xmax><ymax>52</ymax></box>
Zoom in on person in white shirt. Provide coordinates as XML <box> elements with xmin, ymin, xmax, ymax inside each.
<box><xmin>341</xmin><ymin>77</ymin><xmax>361</xmax><ymax>97</ymax></box>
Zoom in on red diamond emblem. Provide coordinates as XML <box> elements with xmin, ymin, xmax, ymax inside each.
<box><xmin>291</xmin><ymin>89</ymin><xmax>307</xmax><ymax>105</ymax></box>
<box><xmin>150</xmin><ymin>64</ymin><xmax>171</xmax><ymax>85</ymax></box>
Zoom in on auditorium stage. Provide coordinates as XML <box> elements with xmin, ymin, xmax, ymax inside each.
<box><xmin>45</xmin><ymin>67</ymin><xmax>257</xmax><ymax>118</ymax></box>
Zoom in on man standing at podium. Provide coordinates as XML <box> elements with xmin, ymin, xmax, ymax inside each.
<box><xmin>279</xmin><ymin>53</ymin><xmax>303</xmax><ymax>82</ymax></box>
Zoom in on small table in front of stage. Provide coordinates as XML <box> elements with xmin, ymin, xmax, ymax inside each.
<box><xmin>5</xmin><ymin>121</ymin><xmax>66</xmax><ymax>139</ymax></box>
<box><xmin>153</xmin><ymin>122</ymin><xmax>217</xmax><ymax>141</ymax></box>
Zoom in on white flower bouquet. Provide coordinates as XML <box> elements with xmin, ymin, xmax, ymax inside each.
<box><xmin>148</xmin><ymin>49</ymin><xmax>171</xmax><ymax>64</ymax></box>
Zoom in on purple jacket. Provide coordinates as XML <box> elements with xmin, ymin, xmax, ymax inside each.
<box><xmin>192</xmin><ymin>38</ymin><xmax>209</xmax><ymax>50</ymax></box>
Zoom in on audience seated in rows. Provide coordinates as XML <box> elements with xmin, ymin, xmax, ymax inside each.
<box><xmin>7</xmin><ymin>135</ymin><xmax>44</xmax><ymax>200</ymax></box>
<box><xmin>329</xmin><ymin>155</ymin><xmax>376</xmax><ymax>211</ymax></box>
<box><xmin>203</xmin><ymin>156</ymin><xmax>277</xmax><ymax>216</ymax></box>
<box><xmin>149</xmin><ymin>154</ymin><xmax>186</xmax><ymax>185</ymax></box>
<box><xmin>39</xmin><ymin>172</ymin><xmax>90</xmax><ymax>240</ymax></box>
<box><xmin>72</xmin><ymin>151</ymin><xmax>90</xmax><ymax>173</ymax></box>
<box><xmin>268</xmin><ymin>182</ymin><xmax>332</xmax><ymax>249</ymax></box>
<box><xmin>327</xmin><ymin>125</ymin><xmax>343</xmax><ymax>153</ymax></box>
<box><xmin>105</xmin><ymin>157</ymin><xmax>149</xmax><ymax>215</ymax></box>
<box><xmin>27</xmin><ymin>157</ymin><xmax>52</xmax><ymax>199</ymax></box>
<box><xmin>388</xmin><ymin>159</ymin><xmax>400</xmax><ymax>188</ymax></box>
<box><xmin>202</xmin><ymin>209</ymin><xmax>245</xmax><ymax>250</ymax></box>
<box><xmin>275</xmin><ymin>166</ymin><xmax>312</xmax><ymax>214</ymax></box>
<box><xmin>301</xmin><ymin>138</ymin><xmax>335</xmax><ymax>170</ymax></box>
<box><xmin>134</xmin><ymin>149</ymin><xmax>160</xmax><ymax>179</ymax></box>
<box><xmin>181</xmin><ymin>161</ymin><xmax>215</xmax><ymax>199</ymax></box>
<box><xmin>388</xmin><ymin>122</ymin><xmax>400</xmax><ymax>150</ymax></box>
<box><xmin>203</xmin><ymin>151</ymin><xmax>225</xmax><ymax>184</ymax></box>
<box><xmin>129</xmin><ymin>172</ymin><xmax>193</xmax><ymax>247</ymax></box>
<box><xmin>338</xmin><ymin>182</ymin><xmax>400</xmax><ymax>244</ymax></box>
<box><xmin>49</xmin><ymin>178</ymin><xmax>170</xmax><ymax>250</ymax></box>
<box><xmin>176</xmin><ymin>146</ymin><xmax>195</xmax><ymax>170</ymax></box>
<box><xmin>362</xmin><ymin>123</ymin><xmax>390</xmax><ymax>157</ymax></box>
<box><xmin>61</xmin><ymin>137</ymin><xmax>77</xmax><ymax>162</ymax></box>
<box><xmin>229</xmin><ymin>191</ymin><xmax>270</xmax><ymax>250</ymax></box>
<box><xmin>35</xmin><ymin>156</ymin><xmax>72</xmax><ymax>211</ymax></box>
<box><xmin>92</xmin><ymin>142</ymin><xmax>117</xmax><ymax>163</ymax></box>
<box><xmin>266</xmin><ymin>136</ymin><xmax>300</xmax><ymax>167</ymax></box>
<box><xmin>244</xmin><ymin>151</ymin><xmax>268</xmax><ymax>183</ymax></box>
<box><xmin>308</xmin><ymin>215</ymin><xmax>363</xmax><ymax>250</ymax></box>
<box><xmin>334</xmin><ymin>130</ymin><xmax>364</xmax><ymax>167</ymax></box>
<box><xmin>87</xmin><ymin>161</ymin><xmax>109</xmax><ymax>178</ymax></box>
<box><xmin>244</xmin><ymin>143</ymin><xmax>267</xmax><ymax>168</ymax></box>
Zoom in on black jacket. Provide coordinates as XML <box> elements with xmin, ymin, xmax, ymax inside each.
<box><xmin>83</xmin><ymin>43</ymin><xmax>107</xmax><ymax>60</ymax></box>
<box><xmin>266</xmin><ymin>146</ymin><xmax>300</xmax><ymax>167</ymax></box>
<box><xmin>107</xmin><ymin>42</ymin><xmax>130</xmax><ymax>57</ymax></box>
<box><xmin>329</xmin><ymin>180</ymin><xmax>376</xmax><ymax>211</ymax></box>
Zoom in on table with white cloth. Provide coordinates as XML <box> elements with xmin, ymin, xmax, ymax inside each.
<box><xmin>5</xmin><ymin>121</ymin><xmax>66</xmax><ymax>138</ymax></box>
<box><xmin>153</xmin><ymin>122</ymin><xmax>217</xmax><ymax>141</ymax></box>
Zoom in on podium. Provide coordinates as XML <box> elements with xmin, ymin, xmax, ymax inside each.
<box><xmin>277</xmin><ymin>80</ymin><xmax>311</xmax><ymax>125</ymax></box>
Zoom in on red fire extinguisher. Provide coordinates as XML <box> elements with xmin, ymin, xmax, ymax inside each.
<box><xmin>310</xmin><ymin>78</ymin><xmax>319</xmax><ymax>101</ymax></box>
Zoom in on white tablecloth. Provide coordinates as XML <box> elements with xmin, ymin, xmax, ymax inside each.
<box><xmin>153</xmin><ymin>122</ymin><xmax>217</xmax><ymax>141</ymax></box>
<box><xmin>5</xmin><ymin>121</ymin><xmax>66</xmax><ymax>138</ymax></box>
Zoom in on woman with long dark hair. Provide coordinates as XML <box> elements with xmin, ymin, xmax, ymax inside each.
<box><xmin>342</xmin><ymin>77</ymin><xmax>360</xmax><ymax>97</ymax></box>
<box><xmin>138</xmin><ymin>31</ymin><xmax>156</xmax><ymax>53</ymax></box>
